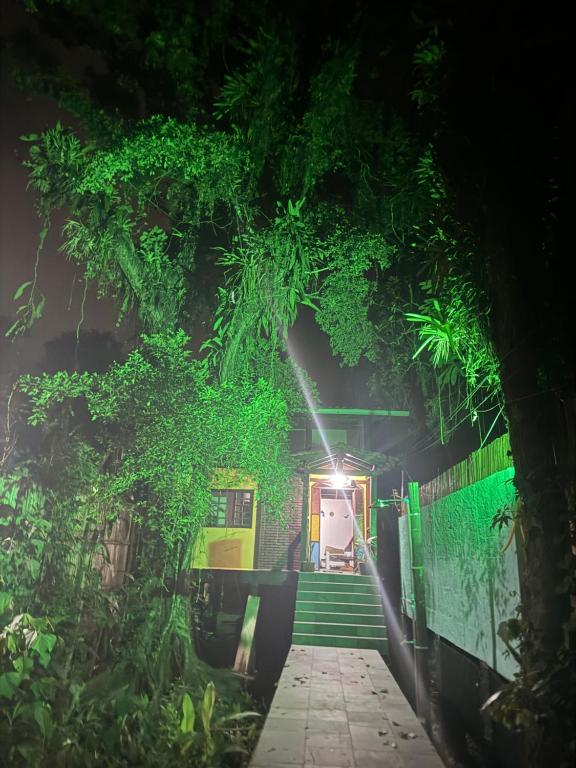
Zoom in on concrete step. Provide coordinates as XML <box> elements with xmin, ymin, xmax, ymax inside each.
<box><xmin>291</xmin><ymin>633</ymin><xmax>388</xmax><ymax>653</ymax></box>
<box><xmin>293</xmin><ymin>620</ymin><xmax>386</xmax><ymax>639</ymax></box>
<box><xmin>298</xmin><ymin>572</ymin><xmax>375</xmax><ymax>585</ymax></box>
<box><xmin>294</xmin><ymin>599</ymin><xmax>384</xmax><ymax>615</ymax></box>
<box><xmin>294</xmin><ymin>609</ymin><xmax>385</xmax><ymax>626</ymax></box>
<box><xmin>297</xmin><ymin>580</ymin><xmax>379</xmax><ymax>595</ymax></box>
<box><xmin>296</xmin><ymin>589</ymin><xmax>381</xmax><ymax>605</ymax></box>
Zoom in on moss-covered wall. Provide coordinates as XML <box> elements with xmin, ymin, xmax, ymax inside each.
<box><xmin>400</xmin><ymin>467</ymin><xmax>520</xmax><ymax>679</ymax></box>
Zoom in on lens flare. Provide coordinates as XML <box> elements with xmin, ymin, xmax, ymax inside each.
<box><xmin>283</xmin><ymin>333</ymin><xmax>425</xmax><ymax>714</ymax></box>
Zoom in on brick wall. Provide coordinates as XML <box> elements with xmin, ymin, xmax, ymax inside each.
<box><xmin>255</xmin><ymin>476</ymin><xmax>303</xmax><ymax>570</ymax></box>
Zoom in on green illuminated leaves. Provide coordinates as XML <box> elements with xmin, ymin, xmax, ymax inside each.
<box><xmin>315</xmin><ymin>230</ymin><xmax>392</xmax><ymax>366</ymax></box>
<box><xmin>77</xmin><ymin>117</ymin><xmax>249</xmax><ymax>213</ymax></box>
<box><xmin>20</xmin><ymin>330</ymin><xmax>291</xmax><ymax>549</ymax></box>
<box><xmin>411</xmin><ymin>33</ymin><xmax>446</xmax><ymax>111</ymax></box>
<box><xmin>406</xmin><ymin>301</ymin><xmax>458</xmax><ymax>367</ymax></box>
<box><xmin>211</xmin><ymin>201</ymin><xmax>323</xmax><ymax>379</ymax></box>
<box><xmin>21</xmin><ymin>116</ymin><xmax>251</xmax><ymax>334</ymax></box>
<box><xmin>200</xmin><ymin>681</ymin><xmax>216</xmax><ymax>738</ymax></box>
<box><xmin>12</xmin><ymin>281</ymin><xmax>33</xmax><ymax>301</ymax></box>
<box><xmin>180</xmin><ymin>692</ymin><xmax>196</xmax><ymax>734</ymax></box>
<box><xmin>215</xmin><ymin>25</ymin><xmax>297</xmax><ymax>178</ymax></box>
<box><xmin>19</xmin><ymin>370</ymin><xmax>95</xmax><ymax>425</ymax></box>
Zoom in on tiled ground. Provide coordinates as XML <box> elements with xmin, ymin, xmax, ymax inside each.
<box><xmin>250</xmin><ymin>645</ymin><xmax>445</xmax><ymax>768</ymax></box>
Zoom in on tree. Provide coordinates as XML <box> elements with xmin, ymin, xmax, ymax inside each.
<box><xmin>408</xmin><ymin>5</ymin><xmax>574</xmax><ymax>766</ymax></box>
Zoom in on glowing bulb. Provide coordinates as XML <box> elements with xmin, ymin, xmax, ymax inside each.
<box><xmin>331</xmin><ymin>473</ymin><xmax>347</xmax><ymax>489</ymax></box>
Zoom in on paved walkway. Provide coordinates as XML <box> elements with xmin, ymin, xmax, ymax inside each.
<box><xmin>250</xmin><ymin>645</ymin><xmax>444</xmax><ymax>768</ymax></box>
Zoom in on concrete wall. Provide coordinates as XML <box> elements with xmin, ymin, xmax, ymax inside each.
<box><xmin>400</xmin><ymin>467</ymin><xmax>520</xmax><ymax>679</ymax></box>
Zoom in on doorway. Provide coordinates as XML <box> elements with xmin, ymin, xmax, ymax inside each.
<box><xmin>319</xmin><ymin>488</ymin><xmax>354</xmax><ymax>571</ymax></box>
<box><xmin>307</xmin><ymin>474</ymin><xmax>371</xmax><ymax>572</ymax></box>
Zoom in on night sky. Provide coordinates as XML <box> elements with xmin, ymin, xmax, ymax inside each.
<box><xmin>0</xmin><ymin>1</ymin><xmax>137</xmax><ymax>382</ymax></box>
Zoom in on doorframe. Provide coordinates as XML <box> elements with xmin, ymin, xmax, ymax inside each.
<box><xmin>304</xmin><ymin>473</ymin><xmax>372</xmax><ymax>571</ymax></box>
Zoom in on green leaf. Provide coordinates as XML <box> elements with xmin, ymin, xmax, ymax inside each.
<box><xmin>0</xmin><ymin>671</ymin><xmax>22</xmax><ymax>699</ymax></box>
<box><xmin>300</xmin><ymin>296</ymin><xmax>320</xmax><ymax>312</ymax></box>
<box><xmin>13</xmin><ymin>655</ymin><xmax>34</xmax><ymax>675</ymax></box>
<box><xmin>31</xmin><ymin>632</ymin><xmax>57</xmax><ymax>668</ymax></box>
<box><xmin>5</xmin><ymin>319</ymin><xmax>21</xmax><ymax>337</ymax></box>
<box><xmin>33</xmin><ymin>700</ymin><xmax>53</xmax><ymax>740</ymax></box>
<box><xmin>28</xmin><ymin>558</ymin><xmax>41</xmax><ymax>580</ymax></box>
<box><xmin>0</xmin><ymin>591</ymin><xmax>12</xmax><ymax>614</ymax></box>
<box><xmin>32</xmin><ymin>296</ymin><xmax>46</xmax><ymax>321</ymax></box>
<box><xmin>180</xmin><ymin>691</ymin><xmax>196</xmax><ymax>734</ymax></box>
<box><xmin>13</xmin><ymin>281</ymin><xmax>33</xmax><ymax>301</ymax></box>
<box><xmin>201</xmin><ymin>681</ymin><xmax>216</xmax><ymax>736</ymax></box>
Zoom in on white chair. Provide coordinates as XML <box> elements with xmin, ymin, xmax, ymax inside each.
<box><xmin>324</xmin><ymin>544</ymin><xmax>354</xmax><ymax>571</ymax></box>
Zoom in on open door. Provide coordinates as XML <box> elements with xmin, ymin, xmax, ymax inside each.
<box><xmin>307</xmin><ymin>472</ymin><xmax>371</xmax><ymax>572</ymax></box>
<box><xmin>320</xmin><ymin>488</ymin><xmax>355</xmax><ymax>571</ymax></box>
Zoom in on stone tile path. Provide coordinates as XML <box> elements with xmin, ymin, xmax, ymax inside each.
<box><xmin>250</xmin><ymin>645</ymin><xmax>444</xmax><ymax>768</ymax></box>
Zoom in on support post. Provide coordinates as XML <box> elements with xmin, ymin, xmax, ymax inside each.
<box><xmin>407</xmin><ymin>481</ymin><xmax>429</xmax><ymax>723</ymax></box>
<box><xmin>370</xmin><ymin>473</ymin><xmax>378</xmax><ymax>561</ymax></box>
<box><xmin>233</xmin><ymin>594</ymin><xmax>260</xmax><ymax>676</ymax></box>
<box><xmin>301</xmin><ymin>473</ymin><xmax>310</xmax><ymax>568</ymax></box>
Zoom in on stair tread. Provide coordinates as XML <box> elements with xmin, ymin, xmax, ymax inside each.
<box><xmin>294</xmin><ymin>619</ymin><xmax>386</xmax><ymax>627</ymax></box>
<box><xmin>292</xmin><ymin>632</ymin><xmax>387</xmax><ymax>643</ymax></box>
<box><xmin>295</xmin><ymin>610</ymin><xmax>384</xmax><ymax>616</ymax></box>
<box><xmin>297</xmin><ymin>589</ymin><xmax>380</xmax><ymax>599</ymax></box>
<box><xmin>296</xmin><ymin>600</ymin><xmax>381</xmax><ymax>605</ymax></box>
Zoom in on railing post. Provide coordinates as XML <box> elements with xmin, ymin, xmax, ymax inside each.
<box><xmin>301</xmin><ymin>473</ymin><xmax>310</xmax><ymax>568</ymax></box>
<box><xmin>407</xmin><ymin>481</ymin><xmax>429</xmax><ymax>723</ymax></box>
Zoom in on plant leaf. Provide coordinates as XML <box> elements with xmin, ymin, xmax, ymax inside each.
<box><xmin>13</xmin><ymin>281</ymin><xmax>33</xmax><ymax>301</ymax></box>
<box><xmin>201</xmin><ymin>681</ymin><xmax>216</xmax><ymax>736</ymax></box>
<box><xmin>180</xmin><ymin>692</ymin><xmax>196</xmax><ymax>734</ymax></box>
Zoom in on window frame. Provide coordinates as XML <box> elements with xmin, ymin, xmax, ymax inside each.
<box><xmin>207</xmin><ymin>489</ymin><xmax>254</xmax><ymax>529</ymax></box>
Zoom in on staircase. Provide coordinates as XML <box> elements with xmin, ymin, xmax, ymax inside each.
<box><xmin>292</xmin><ymin>571</ymin><xmax>387</xmax><ymax>654</ymax></box>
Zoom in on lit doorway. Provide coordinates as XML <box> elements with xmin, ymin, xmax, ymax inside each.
<box><xmin>307</xmin><ymin>470</ymin><xmax>371</xmax><ymax>572</ymax></box>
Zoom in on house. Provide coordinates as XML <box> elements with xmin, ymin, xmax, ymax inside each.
<box><xmin>191</xmin><ymin>408</ymin><xmax>409</xmax><ymax>573</ymax></box>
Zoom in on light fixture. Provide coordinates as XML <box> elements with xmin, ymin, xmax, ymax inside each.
<box><xmin>331</xmin><ymin>472</ymin><xmax>347</xmax><ymax>489</ymax></box>
<box><xmin>331</xmin><ymin>457</ymin><xmax>348</xmax><ymax>489</ymax></box>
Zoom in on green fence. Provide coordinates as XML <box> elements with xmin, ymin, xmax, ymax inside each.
<box><xmin>399</xmin><ymin>435</ymin><xmax>520</xmax><ymax>680</ymax></box>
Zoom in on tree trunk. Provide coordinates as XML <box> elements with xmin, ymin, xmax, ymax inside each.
<box><xmin>487</xmin><ymin>229</ymin><xmax>573</xmax><ymax>767</ymax></box>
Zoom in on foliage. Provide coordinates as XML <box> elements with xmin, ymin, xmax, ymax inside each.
<box><xmin>280</xmin><ymin>44</ymin><xmax>359</xmax><ymax>195</ymax></box>
<box><xmin>484</xmin><ymin>613</ymin><xmax>576</xmax><ymax>761</ymax></box>
<box><xmin>0</xmin><ymin>397</ymin><xmax>269</xmax><ymax>766</ymax></box>
<box><xmin>17</xmin><ymin>117</ymin><xmax>250</xmax><ymax>333</ymax></box>
<box><xmin>20</xmin><ymin>330</ymin><xmax>292</xmax><ymax>551</ymax></box>
<box><xmin>215</xmin><ymin>25</ymin><xmax>298</xmax><ymax>180</ymax></box>
<box><xmin>0</xmin><ymin>473</ymin><xmax>48</xmax><ymax>609</ymax></box>
<box><xmin>0</xmin><ymin>596</ymin><xmax>261</xmax><ymax>767</ymax></box>
<box><xmin>411</xmin><ymin>32</ymin><xmax>446</xmax><ymax>111</ymax></box>
<box><xmin>406</xmin><ymin>287</ymin><xmax>499</xmax><ymax>392</ymax></box>
<box><xmin>11</xmin><ymin>3</ymin><xmax>502</xmax><ymax>448</ymax></box>
<box><xmin>316</xmin><ymin>229</ymin><xmax>392</xmax><ymax>366</ymax></box>
<box><xmin>203</xmin><ymin>199</ymin><xmax>323</xmax><ymax>379</ymax></box>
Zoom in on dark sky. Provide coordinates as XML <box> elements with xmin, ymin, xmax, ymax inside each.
<box><xmin>0</xmin><ymin>0</ymin><xmax>137</xmax><ymax>385</ymax></box>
